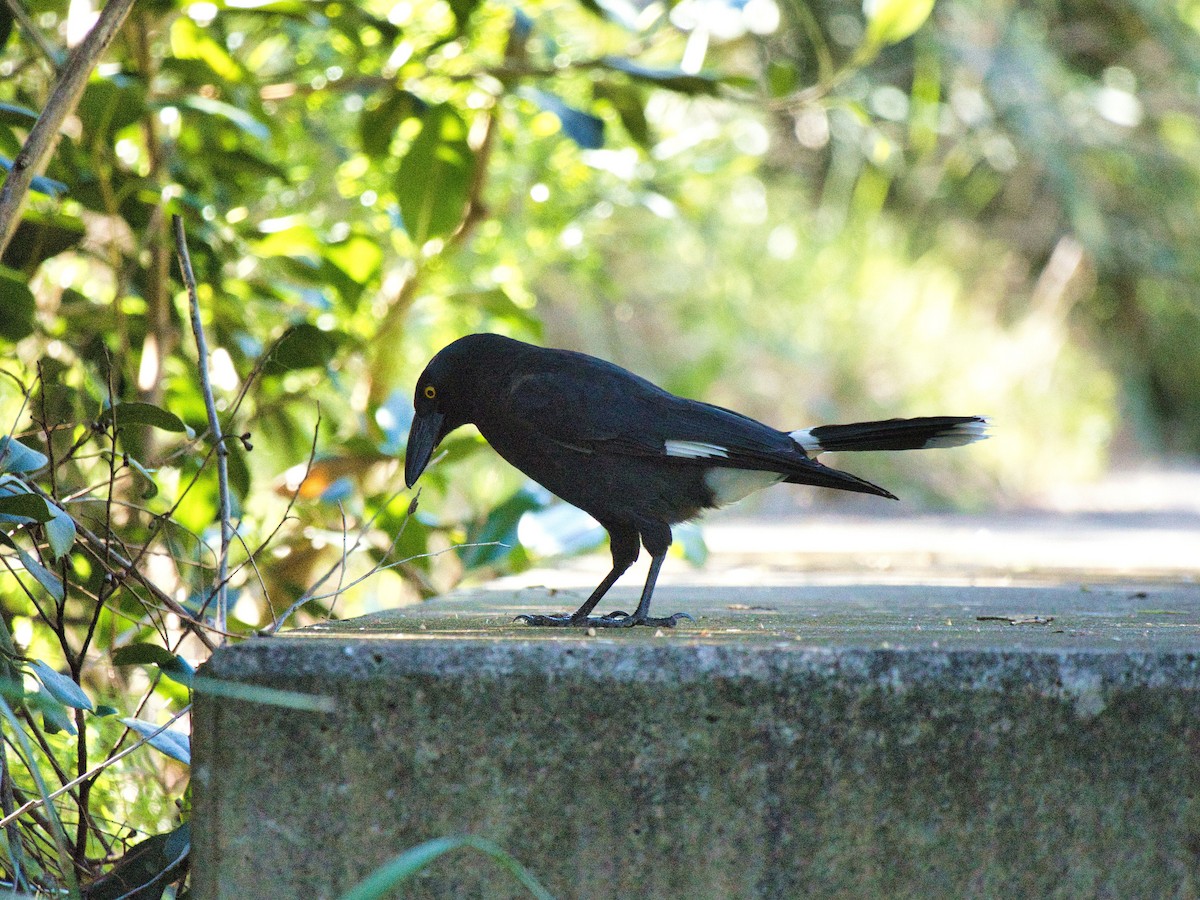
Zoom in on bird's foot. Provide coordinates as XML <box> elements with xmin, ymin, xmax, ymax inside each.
<box><xmin>515</xmin><ymin>612</ymin><xmax>694</xmax><ymax>629</ymax></box>
<box><xmin>514</xmin><ymin>613</ymin><xmax>590</xmax><ymax>627</ymax></box>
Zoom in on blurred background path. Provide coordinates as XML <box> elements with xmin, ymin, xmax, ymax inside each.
<box><xmin>491</xmin><ymin>465</ymin><xmax>1200</xmax><ymax>593</ymax></box>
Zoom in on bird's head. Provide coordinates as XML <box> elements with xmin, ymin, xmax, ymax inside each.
<box><xmin>404</xmin><ymin>333</ymin><xmax>518</xmax><ymax>487</ymax></box>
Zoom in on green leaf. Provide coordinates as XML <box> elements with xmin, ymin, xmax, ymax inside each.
<box><xmin>264</xmin><ymin>323</ymin><xmax>342</xmax><ymax>374</ymax></box>
<box><xmin>83</xmin><ymin>823</ymin><xmax>190</xmax><ymax>900</ymax></box>
<box><xmin>121</xmin><ymin>718</ymin><xmax>191</xmax><ymax>765</ymax></box>
<box><xmin>447</xmin><ymin>0</ymin><xmax>482</xmax><ymax>33</ymax></box>
<box><xmin>599</xmin><ymin>57</ymin><xmax>721</xmax><ymax>96</ymax></box>
<box><xmin>0</xmin><ymin>483</ymin><xmax>56</xmax><ymax>523</ymax></box>
<box><xmin>30</xmin><ymin>660</ymin><xmax>93</xmax><ymax>711</ymax></box>
<box><xmin>84</xmin><ymin>830</ymin><xmax>189</xmax><ymax>897</ymax></box>
<box><xmin>341</xmin><ymin>835</ymin><xmax>554</xmax><ymax>900</ymax></box>
<box><xmin>125</xmin><ymin>454</ymin><xmax>160</xmax><ymax>500</ymax></box>
<box><xmin>225</xmin><ymin>434</ymin><xmax>251</xmax><ymax>503</ymax></box>
<box><xmin>178</xmin><ymin>95</ymin><xmax>269</xmax><ymax>141</ymax></box>
<box><xmin>0</xmin><ymin>532</ymin><xmax>64</xmax><ymax>602</ymax></box>
<box><xmin>95</xmin><ymin>704</ymin><xmax>119</xmax><ymax>717</ymax></box>
<box><xmin>1</xmin><ymin>212</ymin><xmax>86</xmax><ymax>270</ymax></box>
<box><xmin>862</xmin><ymin>0</ymin><xmax>936</xmax><ymax>50</ymax></box>
<box><xmin>170</xmin><ymin>17</ymin><xmax>243</xmax><ymax>82</ymax></box>
<box><xmin>76</xmin><ymin>76</ymin><xmax>148</xmax><ymax>143</ymax></box>
<box><xmin>113</xmin><ymin>644</ymin><xmax>196</xmax><ymax>687</ymax></box>
<box><xmin>0</xmin><ymin>436</ymin><xmax>47</xmax><ymax>473</ymax></box>
<box><xmin>0</xmin><ymin>264</ymin><xmax>36</xmax><ymax>341</ymax></box>
<box><xmin>594</xmin><ymin>82</ymin><xmax>651</xmax><ymax>148</ymax></box>
<box><xmin>0</xmin><ymin>6</ymin><xmax>12</xmax><ymax>51</ymax></box>
<box><xmin>100</xmin><ymin>401</ymin><xmax>192</xmax><ymax>435</ymax></box>
<box><xmin>396</xmin><ymin>104</ymin><xmax>476</xmax><ymax>245</ymax></box>
<box><xmin>359</xmin><ymin>89</ymin><xmax>426</xmax><ymax>158</ymax></box>
<box><xmin>113</xmin><ymin>643</ymin><xmax>178</xmax><ymax>667</ymax></box>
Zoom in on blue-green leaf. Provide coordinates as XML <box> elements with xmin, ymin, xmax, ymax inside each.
<box><xmin>121</xmin><ymin>718</ymin><xmax>191</xmax><ymax>765</ymax></box>
<box><xmin>0</xmin><ymin>436</ymin><xmax>47</xmax><ymax>473</ymax></box>
<box><xmin>0</xmin><ymin>532</ymin><xmax>64</xmax><ymax>602</ymax></box>
<box><xmin>192</xmin><ymin>676</ymin><xmax>338</xmax><ymax>712</ymax></box>
<box><xmin>30</xmin><ymin>660</ymin><xmax>93</xmax><ymax>711</ymax></box>
<box><xmin>0</xmin><ymin>158</ymin><xmax>67</xmax><ymax>198</ymax></box>
<box><xmin>113</xmin><ymin>644</ymin><xmax>196</xmax><ymax>687</ymax></box>
<box><xmin>600</xmin><ymin>57</ymin><xmax>721</xmax><ymax>96</ymax></box>
<box><xmin>44</xmin><ymin>501</ymin><xmax>75</xmax><ymax>560</ymax></box>
<box><xmin>0</xmin><ymin>102</ymin><xmax>38</xmax><ymax>124</ymax></box>
<box><xmin>39</xmin><ymin>697</ymin><xmax>77</xmax><ymax>735</ymax></box>
<box><xmin>528</xmin><ymin>90</ymin><xmax>605</xmax><ymax>149</ymax></box>
<box><xmin>0</xmin><ymin>479</ymin><xmax>77</xmax><ymax>558</ymax></box>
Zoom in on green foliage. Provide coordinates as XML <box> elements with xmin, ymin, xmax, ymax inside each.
<box><xmin>1</xmin><ymin>0</ymin><xmax>1198</xmax><ymax>894</ymax></box>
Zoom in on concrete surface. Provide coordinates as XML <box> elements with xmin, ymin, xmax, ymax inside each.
<box><xmin>193</xmin><ymin>575</ymin><xmax>1200</xmax><ymax>898</ymax></box>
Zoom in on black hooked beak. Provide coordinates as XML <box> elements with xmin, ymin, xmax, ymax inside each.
<box><xmin>404</xmin><ymin>410</ymin><xmax>445</xmax><ymax>488</ymax></box>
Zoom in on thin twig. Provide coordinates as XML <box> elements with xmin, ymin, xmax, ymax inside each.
<box><xmin>69</xmin><ymin>516</ymin><xmax>218</xmax><ymax>652</ymax></box>
<box><xmin>300</xmin><ymin>542</ymin><xmax>505</xmax><ymax>606</ymax></box>
<box><xmin>0</xmin><ymin>705</ymin><xmax>191</xmax><ymax>831</ymax></box>
<box><xmin>2</xmin><ymin>0</ymin><xmax>63</xmax><ymax>72</ymax></box>
<box><xmin>266</xmin><ymin>488</ymin><xmax>415</xmax><ymax>634</ymax></box>
<box><xmin>0</xmin><ymin>0</ymin><xmax>138</xmax><ymax>256</ymax></box>
<box><xmin>26</xmin><ymin>476</ymin><xmax>220</xmax><ymax>649</ymax></box>
<box><xmin>172</xmin><ymin>214</ymin><xmax>233</xmax><ymax>642</ymax></box>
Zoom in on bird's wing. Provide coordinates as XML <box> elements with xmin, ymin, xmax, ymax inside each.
<box><xmin>502</xmin><ymin>359</ymin><xmax>895</xmax><ymax>498</ymax></box>
<box><xmin>506</xmin><ymin>365</ymin><xmax>797</xmax><ymax>465</ymax></box>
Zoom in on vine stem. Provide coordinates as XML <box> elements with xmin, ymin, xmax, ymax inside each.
<box><xmin>172</xmin><ymin>215</ymin><xmax>232</xmax><ymax>641</ymax></box>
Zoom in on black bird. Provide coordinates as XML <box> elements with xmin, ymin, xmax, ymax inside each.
<box><xmin>404</xmin><ymin>333</ymin><xmax>987</xmax><ymax>628</ymax></box>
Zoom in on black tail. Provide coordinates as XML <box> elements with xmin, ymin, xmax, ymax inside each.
<box><xmin>790</xmin><ymin>416</ymin><xmax>989</xmax><ymax>454</ymax></box>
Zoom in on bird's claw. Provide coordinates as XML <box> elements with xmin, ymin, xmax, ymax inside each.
<box><xmin>513</xmin><ymin>614</ymin><xmax>585</xmax><ymax>627</ymax></box>
<box><xmin>515</xmin><ymin>612</ymin><xmax>693</xmax><ymax>629</ymax></box>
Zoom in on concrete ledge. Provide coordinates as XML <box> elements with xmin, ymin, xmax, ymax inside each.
<box><xmin>192</xmin><ymin>584</ymin><xmax>1200</xmax><ymax>898</ymax></box>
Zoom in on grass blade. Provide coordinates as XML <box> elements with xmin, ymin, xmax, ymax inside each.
<box><xmin>339</xmin><ymin>835</ymin><xmax>554</xmax><ymax>900</ymax></box>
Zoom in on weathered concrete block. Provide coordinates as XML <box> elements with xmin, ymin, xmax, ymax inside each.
<box><xmin>192</xmin><ymin>584</ymin><xmax>1200</xmax><ymax>898</ymax></box>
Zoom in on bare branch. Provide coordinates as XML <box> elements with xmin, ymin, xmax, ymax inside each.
<box><xmin>172</xmin><ymin>215</ymin><xmax>234</xmax><ymax>642</ymax></box>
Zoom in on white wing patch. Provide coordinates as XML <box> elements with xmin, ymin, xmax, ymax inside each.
<box><xmin>704</xmin><ymin>468</ymin><xmax>784</xmax><ymax>507</ymax></box>
<box><xmin>788</xmin><ymin>428</ymin><xmax>823</xmax><ymax>454</ymax></box>
<box><xmin>664</xmin><ymin>440</ymin><xmax>730</xmax><ymax>459</ymax></box>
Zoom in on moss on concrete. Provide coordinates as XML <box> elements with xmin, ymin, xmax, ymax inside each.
<box><xmin>193</xmin><ymin>585</ymin><xmax>1200</xmax><ymax>898</ymax></box>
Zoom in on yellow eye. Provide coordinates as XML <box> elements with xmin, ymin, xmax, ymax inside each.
<box><xmin>423</xmin><ymin>385</ymin><xmax>437</xmax><ymax>400</ymax></box>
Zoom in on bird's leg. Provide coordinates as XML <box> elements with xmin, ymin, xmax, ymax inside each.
<box><xmin>598</xmin><ymin>550</ymin><xmax>692</xmax><ymax>628</ymax></box>
<box><xmin>516</xmin><ymin>525</ymin><xmax>637</xmax><ymax>627</ymax></box>
<box><xmin>599</xmin><ymin>521</ymin><xmax>692</xmax><ymax>628</ymax></box>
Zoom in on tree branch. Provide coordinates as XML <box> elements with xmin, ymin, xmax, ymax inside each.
<box><xmin>0</xmin><ymin>0</ymin><xmax>138</xmax><ymax>257</ymax></box>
